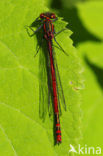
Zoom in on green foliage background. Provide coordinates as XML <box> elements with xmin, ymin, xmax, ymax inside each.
<box><xmin>58</xmin><ymin>0</ymin><xmax>103</xmax><ymax>155</ymax></box>
<box><xmin>0</xmin><ymin>0</ymin><xmax>103</xmax><ymax>156</ymax></box>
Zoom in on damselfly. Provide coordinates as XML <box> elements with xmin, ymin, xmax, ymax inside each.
<box><xmin>25</xmin><ymin>12</ymin><xmax>67</xmax><ymax>144</ymax></box>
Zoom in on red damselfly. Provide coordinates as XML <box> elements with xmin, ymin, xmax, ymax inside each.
<box><xmin>25</xmin><ymin>12</ymin><xmax>68</xmax><ymax>144</ymax></box>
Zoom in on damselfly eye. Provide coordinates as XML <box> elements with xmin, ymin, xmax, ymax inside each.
<box><xmin>40</xmin><ymin>13</ymin><xmax>44</xmax><ymax>19</ymax></box>
<box><xmin>51</xmin><ymin>14</ymin><xmax>56</xmax><ymax>19</ymax></box>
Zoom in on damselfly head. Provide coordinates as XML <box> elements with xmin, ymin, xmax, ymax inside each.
<box><xmin>40</xmin><ymin>12</ymin><xmax>56</xmax><ymax>19</ymax></box>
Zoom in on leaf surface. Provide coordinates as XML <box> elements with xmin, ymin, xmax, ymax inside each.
<box><xmin>0</xmin><ymin>0</ymin><xmax>82</xmax><ymax>155</ymax></box>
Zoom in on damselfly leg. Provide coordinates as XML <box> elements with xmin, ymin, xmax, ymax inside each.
<box><xmin>25</xmin><ymin>24</ymin><xmax>43</xmax><ymax>37</ymax></box>
<box><xmin>54</xmin><ymin>36</ymin><xmax>69</xmax><ymax>56</ymax></box>
<box><xmin>54</xmin><ymin>28</ymin><xmax>67</xmax><ymax>36</ymax></box>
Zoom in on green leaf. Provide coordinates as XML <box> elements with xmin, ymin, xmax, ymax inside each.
<box><xmin>76</xmin><ymin>1</ymin><xmax>103</xmax><ymax>40</ymax></box>
<box><xmin>78</xmin><ymin>41</ymin><xmax>103</xmax><ymax>147</ymax></box>
<box><xmin>75</xmin><ymin>0</ymin><xmax>103</xmax><ymax>148</ymax></box>
<box><xmin>0</xmin><ymin>0</ymin><xmax>82</xmax><ymax>155</ymax></box>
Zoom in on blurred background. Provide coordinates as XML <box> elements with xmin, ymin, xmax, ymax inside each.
<box><xmin>47</xmin><ymin>0</ymin><xmax>103</xmax><ymax>148</ymax></box>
